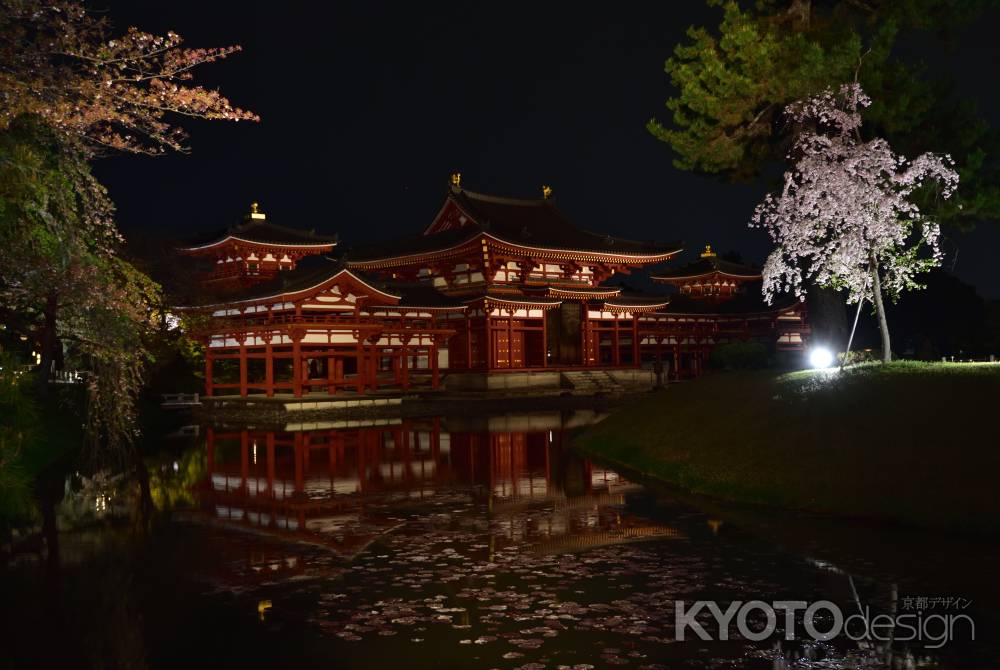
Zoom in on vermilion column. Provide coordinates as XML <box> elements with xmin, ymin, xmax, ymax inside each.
<box><xmin>327</xmin><ymin>348</ymin><xmax>336</xmax><ymax>395</ymax></box>
<box><xmin>265</xmin><ymin>342</ymin><xmax>274</xmax><ymax>397</ymax></box>
<box><xmin>239</xmin><ymin>343</ymin><xmax>248</xmax><ymax>397</ymax></box>
<box><xmin>355</xmin><ymin>338</ymin><xmax>365</xmax><ymax>394</ymax></box>
<box><xmin>541</xmin><ymin>310</ymin><xmax>548</xmax><ymax>368</ymax></box>
<box><xmin>632</xmin><ymin>315</ymin><xmax>640</xmax><ymax>367</ymax></box>
<box><xmin>204</xmin><ymin>348</ymin><xmax>214</xmax><ymax>397</ymax></box>
<box><xmin>292</xmin><ymin>334</ymin><xmax>303</xmax><ymax>398</ymax></box>
<box><xmin>431</xmin><ymin>341</ymin><xmax>440</xmax><ymax>388</ymax></box>
<box><xmin>400</xmin><ymin>337</ymin><xmax>410</xmax><ymax>390</ymax></box>
<box><xmin>612</xmin><ymin>315</ymin><xmax>621</xmax><ymax>366</ymax></box>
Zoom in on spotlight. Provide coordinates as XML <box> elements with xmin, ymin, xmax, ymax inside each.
<box><xmin>809</xmin><ymin>347</ymin><xmax>834</xmax><ymax>369</ymax></box>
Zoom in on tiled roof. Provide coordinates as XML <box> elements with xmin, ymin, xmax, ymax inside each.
<box><xmin>187</xmin><ymin>255</ymin><xmax>460</xmax><ymax>308</ymax></box>
<box><xmin>345</xmin><ymin>188</ymin><xmax>680</xmax><ymax>262</ymax></box>
<box><xmin>665</xmin><ymin>284</ymin><xmax>800</xmax><ymax>315</ymax></box>
<box><xmin>452</xmin><ymin>189</ymin><xmax>680</xmax><ymax>256</ymax></box>
<box><xmin>652</xmin><ymin>255</ymin><xmax>761</xmax><ymax>280</ymax></box>
<box><xmin>181</xmin><ymin>218</ymin><xmax>337</xmax><ymax>250</ymax></box>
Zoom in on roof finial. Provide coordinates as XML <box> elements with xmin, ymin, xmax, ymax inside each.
<box><xmin>249</xmin><ymin>201</ymin><xmax>265</xmax><ymax>220</ymax></box>
<box><xmin>450</xmin><ymin>172</ymin><xmax>462</xmax><ymax>188</ymax></box>
<box><xmin>542</xmin><ymin>184</ymin><xmax>553</xmax><ymax>199</ymax></box>
<box><xmin>700</xmin><ymin>244</ymin><xmax>716</xmax><ymax>258</ymax></box>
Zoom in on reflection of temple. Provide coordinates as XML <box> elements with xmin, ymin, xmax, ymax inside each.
<box><xmin>200</xmin><ymin>412</ymin><xmax>680</xmax><ymax>560</ymax></box>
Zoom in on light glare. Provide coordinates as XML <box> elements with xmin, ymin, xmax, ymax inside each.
<box><xmin>809</xmin><ymin>347</ymin><xmax>834</xmax><ymax>369</ymax></box>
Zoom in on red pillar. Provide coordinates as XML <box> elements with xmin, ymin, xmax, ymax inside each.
<box><xmin>292</xmin><ymin>334</ymin><xmax>303</xmax><ymax>398</ymax></box>
<box><xmin>431</xmin><ymin>341</ymin><xmax>440</xmax><ymax>388</ymax></box>
<box><xmin>327</xmin><ymin>348</ymin><xmax>336</xmax><ymax>395</ymax></box>
<box><xmin>265</xmin><ymin>343</ymin><xmax>274</xmax><ymax>397</ymax></box>
<box><xmin>401</xmin><ymin>340</ymin><xmax>410</xmax><ymax>390</ymax></box>
<box><xmin>465</xmin><ymin>317</ymin><xmax>473</xmax><ymax>369</ymax></box>
<box><xmin>238</xmin><ymin>344</ymin><xmax>248</xmax><ymax>397</ymax></box>
<box><xmin>205</xmin><ymin>348</ymin><xmax>214</xmax><ymax>397</ymax></box>
<box><xmin>612</xmin><ymin>316</ymin><xmax>620</xmax><ymax>366</ymax></box>
<box><xmin>355</xmin><ymin>339</ymin><xmax>365</xmax><ymax>394</ymax></box>
<box><xmin>541</xmin><ymin>309</ymin><xmax>548</xmax><ymax>368</ymax></box>
<box><xmin>632</xmin><ymin>314</ymin><xmax>640</xmax><ymax>367</ymax></box>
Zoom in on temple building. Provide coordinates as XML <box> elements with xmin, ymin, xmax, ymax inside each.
<box><xmin>178</xmin><ymin>203</ymin><xmax>338</xmax><ymax>292</ymax></box>
<box><xmin>178</xmin><ymin>178</ymin><xmax>808</xmax><ymax>398</ymax></box>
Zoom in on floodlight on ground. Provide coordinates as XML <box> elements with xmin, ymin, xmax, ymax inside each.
<box><xmin>809</xmin><ymin>346</ymin><xmax>834</xmax><ymax>369</ymax></box>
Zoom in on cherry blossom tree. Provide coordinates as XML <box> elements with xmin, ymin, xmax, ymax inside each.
<box><xmin>751</xmin><ymin>83</ymin><xmax>959</xmax><ymax>363</ymax></box>
<box><xmin>0</xmin><ymin>0</ymin><xmax>258</xmax><ymax>155</ymax></box>
<box><xmin>1</xmin><ymin>1</ymin><xmax>256</xmax><ymax>457</ymax></box>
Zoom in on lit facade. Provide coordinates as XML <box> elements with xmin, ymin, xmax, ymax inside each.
<box><xmin>179</xmin><ymin>183</ymin><xmax>808</xmax><ymax>397</ymax></box>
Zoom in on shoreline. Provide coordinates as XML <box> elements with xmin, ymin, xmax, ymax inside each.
<box><xmin>189</xmin><ymin>389</ymin><xmax>648</xmax><ymax>428</ymax></box>
<box><xmin>571</xmin><ymin>363</ymin><xmax>1000</xmax><ymax>535</ymax></box>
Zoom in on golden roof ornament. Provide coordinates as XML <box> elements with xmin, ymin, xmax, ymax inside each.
<box><xmin>542</xmin><ymin>184</ymin><xmax>553</xmax><ymax>199</ymax></box>
<box><xmin>450</xmin><ymin>172</ymin><xmax>462</xmax><ymax>188</ymax></box>
<box><xmin>249</xmin><ymin>201</ymin><xmax>265</xmax><ymax>220</ymax></box>
<box><xmin>700</xmin><ymin>244</ymin><xmax>716</xmax><ymax>258</ymax></box>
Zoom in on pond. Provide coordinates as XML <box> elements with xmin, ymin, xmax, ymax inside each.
<box><xmin>4</xmin><ymin>409</ymin><xmax>998</xmax><ymax>669</ymax></box>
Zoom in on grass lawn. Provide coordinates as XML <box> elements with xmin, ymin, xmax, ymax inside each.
<box><xmin>574</xmin><ymin>361</ymin><xmax>1000</xmax><ymax>533</ymax></box>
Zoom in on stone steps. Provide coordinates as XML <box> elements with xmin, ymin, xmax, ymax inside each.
<box><xmin>560</xmin><ymin>370</ymin><xmax>625</xmax><ymax>395</ymax></box>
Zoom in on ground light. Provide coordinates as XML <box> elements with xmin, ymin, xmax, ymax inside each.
<box><xmin>809</xmin><ymin>346</ymin><xmax>835</xmax><ymax>369</ymax></box>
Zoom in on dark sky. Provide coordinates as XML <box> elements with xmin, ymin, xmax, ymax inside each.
<box><xmin>95</xmin><ymin>2</ymin><xmax>1000</xmax><ymax>298</ymax></box>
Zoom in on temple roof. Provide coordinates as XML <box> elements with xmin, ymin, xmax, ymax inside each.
<box><xmin>183</xmin><ymin>255</ymin><xmax>461</xmax><ymax>309</ymax></box>
<box><xmin>368</xmin><ymin>281</ymin><xmax>465</xmax><ymax>309</ymax></box>
<box><xmin>469</xmin><ymin>291</ymin><xmax>564</xmax><ymax>306</ymax></box>
<box><xmin>345</xmin><ymin>187</ymin><xmax>681</xmax><ymax>264</ymax></box>
<box><xmin>652</xmin><ymin>250</ymin><xmax>761</xmax><ymax>282</ymax></box>
<box><xmin>180</xmin><ymin>215</ymin><xmax>338</xmax><ymax>251</ymax></box>
<box><xmin>665</xmin><ymin>284</ymin><xmax>800</xmax><ymax>315</ymax></box>
<box><xmin>451</xmin><ymin>188</ymin><xmax>680</xmax><ymax>256</ymax></box>
<box><xmin>344</xmin><ymin>227</ymin><xmax>475</xmax><ymax>263</ymax></box>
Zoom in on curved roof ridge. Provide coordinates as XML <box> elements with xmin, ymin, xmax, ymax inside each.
<box><xmin>231</xmin><ymin>218</ymin><xmax>337</xmax><ymax>242</ymax></box>
<box><xmin>453</xmin><ymin>187</ymin><xmax>548</xmax><ymax>207</ymax></box>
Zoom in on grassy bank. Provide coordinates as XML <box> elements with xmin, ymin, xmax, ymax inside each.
<box><xmin>574</xmin><ymin>362</ymin><xmax>1000</xmax><ymax>533</ymax></box>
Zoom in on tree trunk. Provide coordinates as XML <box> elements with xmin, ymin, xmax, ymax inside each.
<box><xmin>35</xmin><ymin>292</ymin><xmax>59</xmax><ymax>395</ymax></box>
<box><xmin>869</xmin><ymin>253</ymin><xmax>892</xmax><ymax>363</ymax></box>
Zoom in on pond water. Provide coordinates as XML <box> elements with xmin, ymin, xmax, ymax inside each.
<box><xmin>4</xmin><ymin>410</ymin><xmax>998</xmax><ymax>669</ymax></box>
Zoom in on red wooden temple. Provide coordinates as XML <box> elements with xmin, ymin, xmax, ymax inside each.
<box><xmin>178</xmin><ymin>178</ymin><xmax>808</xmax><ymax>397</ymax></box>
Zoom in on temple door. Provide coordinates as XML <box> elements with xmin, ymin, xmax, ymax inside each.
<box><xmin>510</xmin><ymin>329</ymin><xmax>525</xmax><ymax>368</ymax></box>
<box><xmin>493</xmin><ymin>327</ymin><xmax>510</xmax><ymax>368</ymax></box>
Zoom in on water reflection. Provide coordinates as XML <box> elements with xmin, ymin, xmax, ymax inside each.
<box><xmin>200</xmin><ymin>411</ymin><xmax>681</xmax><ymax>562</ymax></box>
<box><xmin>181</xmin><ymin>411</ymin><xmax>968</xmax><ymax>670</ymax></box>
<box><xmin>5</xmin><ymin>410</ymin><xmax>993</xmax><ymax>669</ymax></box>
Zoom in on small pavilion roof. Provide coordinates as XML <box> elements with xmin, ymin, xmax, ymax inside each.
<box><xmin>652</xmin><ymin>248</ymin><xmax>761</xmax><ymax>282</ymax></box>
<box><xmin>180</xmin><ymin>215</ymin><xmax>338</xmax><ymax>252</ymax></box>
<box><xmin>345</xmin><ymin>187</ymin><xmax>681</xmax><ymax>264</ymax></box>
<box><xmin>665</xmin><ymin>284</ymin><xmax>800</xmax><ymax>315</ymax></box>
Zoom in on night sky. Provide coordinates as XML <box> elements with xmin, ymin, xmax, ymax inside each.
<box><xmin>95</xmin><ymin>2</ymin><xmax>1000</xmax><ymax>298</ymax></box>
